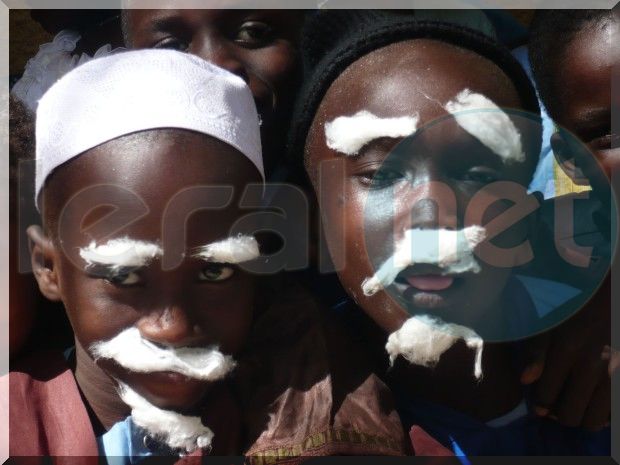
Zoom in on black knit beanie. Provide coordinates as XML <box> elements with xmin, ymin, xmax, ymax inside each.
<box><xmin>287</xmin><ymin>10</ymin><xmax>541</xmax><ymax>170</ymax></box>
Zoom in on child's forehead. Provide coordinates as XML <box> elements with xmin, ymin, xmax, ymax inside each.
<box><xmin>75</xmin><ymin>129</ymin><xmax>257</xmax><ymax>185</ymax></box>
<box><xmin>563</xmin><ymin>23</ymin><xmax>619</xmax><ymax>84</ymax></box>
<box><xmin>347</xmin><ymin>39</ymin><xmax>489</xmax><ymax>67</ymax></box>
<box><xmin>341</xmin><ymin>40</ymin><xmax>508</xmax><ymax>89</ymax></box>
<box><xmin>320</xmin><ymin>40</ymin><xmax>518</xmax><ymax>123</ymax></box>
<box><xmin>556</xmin><ymin>23</ymin><xmax>618</xmax><ymax>127</ymax></box>
<box><xmin>42</xmin><ymin>129</ymin><xmax>258</xmax><ymax>242</ymax></box>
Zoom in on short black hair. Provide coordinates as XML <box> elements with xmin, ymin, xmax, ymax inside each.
<box><xmin>529</xmin><ymin>8</ymin><xmax>617</xmax><ymax>119</ymax></box>
<box><xmin>288</xmin><ymin>11</ymin><xmax>541</xmax><ymax>177</ymax></box>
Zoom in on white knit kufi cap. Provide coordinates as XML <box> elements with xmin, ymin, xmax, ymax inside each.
<box><xmin>35</xmin><ymin>49</ymin><xmax>263</xmax><ymax>207</ymax></box>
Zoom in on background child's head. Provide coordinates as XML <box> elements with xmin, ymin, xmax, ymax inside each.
<box><xmin>121</xmin><ymin>7</ymin><xmax>306</xmax><ymax>174</ymax></box>
<box><xmin>529</xmin><ymin>9</ymin><xmax>619</xmax><ymax>195</ymax></box>
<box><xmin>30</xmin><ymin>49</ymin><xmax>263</xmax><ymax>418</ymax></box>
<box><xmin>289</xmin><ymin>13</ymin><xmax>542</xmax><ymax>341</ymax></box>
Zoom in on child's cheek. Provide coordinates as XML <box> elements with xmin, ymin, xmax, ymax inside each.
<box><xmin>476</xmin><ymin>197</ymin><xmax>530</xmax><ymax>252</ymax></box>
<box><xmin>251</xmin><ymin>42</ymin><xmax>299</xmax><ymax>86</ymax></box>
<box><xmin>64</xmin><ymin>292</ymin><xmax>138</xmax><ymax>350</ymax></box>
<box><xmin>193</xmin><ymin>276</ymin><xmax>255</xmax><ymax>354</ymax></box>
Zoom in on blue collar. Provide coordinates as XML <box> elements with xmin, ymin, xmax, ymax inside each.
<box><xmin>97</xmin><ymin>416</ymin><xmax>178</xmax><ymax>464</ymax></box>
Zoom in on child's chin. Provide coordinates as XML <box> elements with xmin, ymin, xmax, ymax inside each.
<box><xmin>129</xmin><ymin>372</ymin><xmax>213</xmax><ymax>412</ymax></box>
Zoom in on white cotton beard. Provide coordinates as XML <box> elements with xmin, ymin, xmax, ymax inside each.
<box><xmin>386</xmin><ymin>315</ymin><xmax>484</xmax><ymax>379</ymax></box>
<box><xmin>444</xmin><ymin>89</ymin><xmax>525</xmax><ymax>164</ymax></box>
<box><xmin>118</xmin><ymin>383</ymin><xmax>214</xmax><ymax>454</ymax></box>
<box><xmin>324</xmin><ymin>110</ymin><xmax>419</xmax><ymax>156</ymax></box>
<box><xmin>362</xmin><ymin>226</ymin><xmax>487</xmax><ymax>297</ymax></box>
<box><xmin>192</xmin><ymin>234</ymin><xmax>259</xmax><ymax>264</ymax></box>
<box><xmin>79</xmin><ymin>237</ymin><xmax>163</xmax><ymax>272</ymax></box>
<box><xmin>90</xmin><ymin>327</ymin><xmax>236</xmax><ymax>381</ymax></box>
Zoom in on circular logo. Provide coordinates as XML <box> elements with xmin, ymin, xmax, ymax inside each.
<box><xmin>361</xmin><ymin>109</ymin><xmax>615</xmax><ymax>342</ymax></box>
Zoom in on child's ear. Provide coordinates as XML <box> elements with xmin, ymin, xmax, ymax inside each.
<box><xmin>550</xmin><ymin>132</ymin><xmax>589</xmax><ymax>185</ymax></box>
<box><xmin>27</xmin><ymin>225</ymin><xmax>62</xmax><ymax>302</ymax></box>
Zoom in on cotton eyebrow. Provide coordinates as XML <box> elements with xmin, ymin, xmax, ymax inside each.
<box><xmin>79</xmin><ymin>238</ymin><xmax>163</xmax><ymax>272</ymax></box>
<box><xmin>324</xmin><ymin>110</ymin><xmax>419</xmax><ymax>157</ymax></box>
<box><xmin>443</xmin><ymin>89</ymin><xmax>525</xmax><ymax>165</ymax></box>
<box><xmin>191</xmin><ymin>235</ymin><xmax>259</xmax><ymax>264</ymax></box>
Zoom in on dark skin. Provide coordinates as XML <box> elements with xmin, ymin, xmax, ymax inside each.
<box><xmin>551</xmin><ymin>20</ymin><xmax>619</xmax><ymax>198</ymax></box>
<box><xmin>305</xmin><ymin>40</ymin><xmax>541</xmax><ymax>420</ymax></box>
<box><xmin>520</xmin><ymin>19</ymin><xmax>619</xmax><ymax>430</ymax></box>
<box><xmin>124</xmin><ymin>8</ymin><xmax>304</xmax><ymax>174</ymax></box>
<box><xmin>29</xmin><ymin>129</ymin><xmax>259</xmax><ymax>430</ymax></box>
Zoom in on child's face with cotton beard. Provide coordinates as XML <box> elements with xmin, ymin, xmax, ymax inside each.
<box><xmin>40</xmin><ymin>130</ymin><xmax>259</xmax><ymax>411</ymax></box>
<box><xmin>305</xmin><ymin>40</ymin><xmax>539</xmax><ymax>336</ymax></box>
<box><xmin>125</xmin><ymin>8</ymin><xmax>303</xmax><ymax>173</ymax></box>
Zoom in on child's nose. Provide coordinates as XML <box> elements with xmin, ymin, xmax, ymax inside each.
<box><xmin>194</xmin><ymin>36</ymin><xmax>249</xmax><ymax>84</ymax></box>
<box><xmin>137</xmin><ymin>305</ymin><xmax>203</xmax><ymax>348</ymax></box>
<box><xmin>403</xmin><ymin>180</ymin><xmax>459</xmax><ymax>230</ymax></box>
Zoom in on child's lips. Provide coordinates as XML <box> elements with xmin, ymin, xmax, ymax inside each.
<box><xmin>392</xmin><ymin>267</ymin><xmax>466</xmax><ymax>310</ymax></box>
<box><xmin>405</xmin><ymin>275</ymin><xmax>455</xmax><ymax>291</ymax></box>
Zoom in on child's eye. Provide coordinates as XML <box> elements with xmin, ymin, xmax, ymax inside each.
<box><xmin>87</xmin><ymin>265</ymin><xmax>143</xmax><ymax>287</ymax></box>
<box><xmin>154</xmin><ymin>37</ymin><xmax>189</xmax><ymax>52</ymax></box>
<box><xmin>461</xmin><ymin>168</ymin><xmax>500</xmax><ymax>184</ymax></box>
<box><xmin>359</xmin><ymin>170</ymin><xmax>406</xmax><ymax>190</ymax></box>
<box><xmin>198</xmin><ymin>264</ymin><xmax>235</xmax><ymax>282</ymax></box>
<box><xmin>235</xmin><ymin>21</ymin><xmax>274</xmax><ymax>47</ymax></box>
<box><xmin>105</xmin><ymin>271</ymin><xmax>142</xmax><ymax>286</ymax></box>
<box><xmin>589</xmin><ymin>133</ymin><xmax>619</xmax><ymax>151</ymax></box>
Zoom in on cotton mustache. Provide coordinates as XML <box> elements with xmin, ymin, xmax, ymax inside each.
<box><xmin>90</xmin><ymin>327</ymin><xmax>236</xmax><ymax>381</ymax></box>
<box><xmin>362</xmin><ymin>226</ymin><xmax>487</xmax><ymax>296</ymax></box>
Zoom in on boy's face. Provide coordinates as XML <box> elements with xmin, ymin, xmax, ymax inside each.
<box><xmin>125</xmin><ymin>8</ymin><xmax>303</xmax><ymax>172</ymax></box>
<box><xmin>553</xmin><ymin>21</ymin><xmax>619</xmax><ymax>193</ymax></box>
<box><xmin>306</xmin><ymin>40</ymin><xmax>539</xmax><ymax>335</ymax></box>
<box><xmin>38</xmin><ymin>130</ymin><xmax>259</xmax><ymax>411</ymax></box>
